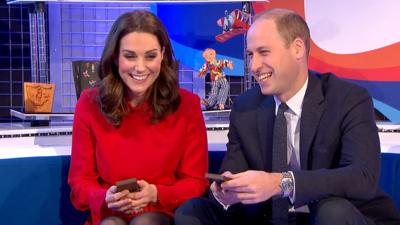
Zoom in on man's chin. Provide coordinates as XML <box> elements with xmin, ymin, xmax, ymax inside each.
<box><xmin>260</xmin><ymin>87</ymin><xmax>273</xmax><ymax>96</ymax></box>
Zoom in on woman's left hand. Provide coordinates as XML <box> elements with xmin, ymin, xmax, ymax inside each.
<box><xmin>127</xmin><ymin>180</ymin><xmax>158</xmax><ymax>212</ymax></box>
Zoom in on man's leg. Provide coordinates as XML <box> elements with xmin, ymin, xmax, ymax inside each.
<box><xmin>175</xmin><ymin>197</ymin><xmax>228</xmax><ymax>225</ymax></box>
<box><xmin>310</xmin><ymin>197</ymin><xmax>375</xmax><ymax>225</ymax></box>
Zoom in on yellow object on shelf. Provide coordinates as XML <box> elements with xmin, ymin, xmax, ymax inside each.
<box><xmin>23</xmin><ymin>82</ymin><xmax>55</xmax><ymax>113</ymax></box>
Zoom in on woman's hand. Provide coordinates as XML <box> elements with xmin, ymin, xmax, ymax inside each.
<box><xmin>128</xmin><ymin>180</ymin><xmax>158</xmax><ymax>212</ymax></box>
<box><xmin>105</xmin><ymin>185</ymin><xmax>133</xmax><ymax>214</ymax></box>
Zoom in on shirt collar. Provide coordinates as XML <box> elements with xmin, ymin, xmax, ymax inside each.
<box><xmin>274</xmin><ymin>77</ymin><xmax>308</xmax><ymax>116</ymax></box>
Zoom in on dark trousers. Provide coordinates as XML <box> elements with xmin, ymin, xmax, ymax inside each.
<box><xmin>175</xmin><ymin>197</ymin><xmax>375</xmax><ymax>225</ymax></box>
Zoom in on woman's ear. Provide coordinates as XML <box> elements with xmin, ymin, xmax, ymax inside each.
<box><xmin>161</xmin><ymin>47</ymin><xmax>165</xmax><ymax>61</ymax></box>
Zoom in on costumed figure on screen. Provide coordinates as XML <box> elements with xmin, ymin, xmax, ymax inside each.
<box><xmin>198</xmin><ymin>48</ymin><xmax>233</xmax><ymax>110</ymax></box>
<box><xmin>222</xmin><ymin>10</ymin><xmax>234</xmax><ymax>33</ymax></box>
<box><xmin>240</xmin><ymin>2</ymin><xmax>251</xmax><ymax>25</ymax></box>
<box><xmin>215</xmin><ymin>6</ymin><xmax>251</xmax><ymax>43</ymax></box>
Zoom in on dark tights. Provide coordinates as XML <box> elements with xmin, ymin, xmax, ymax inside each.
<box><xmin>100</xmin><ymin>212</ymin><xmax>172</xmax><ymax>225</ymax></box>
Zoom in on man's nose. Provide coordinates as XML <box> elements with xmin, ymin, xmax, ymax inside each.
<box><xmin>250</xmin><ymin>55</ymin><xmax>261</xmax><ymax>74</ymax></box>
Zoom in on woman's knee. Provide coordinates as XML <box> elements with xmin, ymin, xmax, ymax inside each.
<box><xmin>129</xmin><ymin>212</ymin><xmax>171</xmax><ymax>225</ymax></box>
<box><xmin>100</xmin><ymin>216</ymin><xmax>127</xmax><ymax>225</ymax></box>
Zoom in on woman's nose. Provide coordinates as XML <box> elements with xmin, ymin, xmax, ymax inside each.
<box><xmin>134</xmin><ymin>58</ymin><xmax>146</xmax><ymax>73</ymax></box>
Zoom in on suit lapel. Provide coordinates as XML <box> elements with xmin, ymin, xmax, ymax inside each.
<box><xmin>300</xmin><ymin>73</ymin><xmax>326</xmax><ymax>169</ymax></box>
<box><xmin>257</xmin><ymin>96</ymin><xmax>276</xmax><ymax>171</ymax></box>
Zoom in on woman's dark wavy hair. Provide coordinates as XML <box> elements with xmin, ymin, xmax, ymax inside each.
<box><xmin>96</xmin><ymin>10</ymin><xmax>181</xmax><ymax>127</ymax></box>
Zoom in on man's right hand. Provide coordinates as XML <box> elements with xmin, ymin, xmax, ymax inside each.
<box><xmin>211</xmin><ymin>171</ymin><xmax>241</xmax><ymax>206</ymax></box>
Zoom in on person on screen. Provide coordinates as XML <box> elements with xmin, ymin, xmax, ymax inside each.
<box><xmin>198</xmin><ymin>48</ymin><xmax>233</xmax><ymax>110</ymax></box>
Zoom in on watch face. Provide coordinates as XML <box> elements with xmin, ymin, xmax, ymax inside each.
<box><xmin>282</xmin><ymin>178</ymin><xmax>292</xmax><ymax>189</ymax></box>
<box><xmin>280</xmin><ymin>175</ymin><xmax>294</xmax><ymax>198</ymax></box>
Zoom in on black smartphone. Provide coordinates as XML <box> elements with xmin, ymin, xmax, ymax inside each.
<box><xmin>115</xmin><ymin>178</ymin><xmax>140</xmax><ymax>192</ymax></box>
<box><xmin>205</xmin><ymin>173</ymin><xmax>231</xmax><ymax>185</ymax></box>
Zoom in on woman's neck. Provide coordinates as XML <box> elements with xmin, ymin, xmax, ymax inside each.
<box><xmin>128</xmin><ymin>93</ymin><xmax>145</xmax><ymax>107</ymax></box>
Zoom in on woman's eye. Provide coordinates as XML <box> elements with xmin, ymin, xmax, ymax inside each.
<box><xmin>146</xmin><ymin>54</ymin><xmax>157</xmax><ymax>59</ymax></box>
<box><xmin>124</xmin><ymin>54</ymin><xmax>136</xmax><ymax>59</ymax></box>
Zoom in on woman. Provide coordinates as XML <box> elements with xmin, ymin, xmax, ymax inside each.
<box><xmin>68</xmin><ymin>10</ymin><xmax>209</xmax><ymax>225</ymax></box>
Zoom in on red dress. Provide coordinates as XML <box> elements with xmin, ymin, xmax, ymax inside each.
<box><xmin>68</xmin><ymin>88</ymin><xmax>209</xmax><ymax>225</ymax></box>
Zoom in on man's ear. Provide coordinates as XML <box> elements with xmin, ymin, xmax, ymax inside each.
<box><xmin>292</xmin><ymin>38</ymin><xmax>305</xmax><ymax>60</ymax></box>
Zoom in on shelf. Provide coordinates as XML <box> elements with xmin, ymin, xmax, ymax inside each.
<box><xmin>10</xmin><ymin>109</ymin><xmax>74</xmax><ymax>121</ymax></box>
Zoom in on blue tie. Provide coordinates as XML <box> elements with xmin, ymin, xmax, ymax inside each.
<box><xmin>272</xmin><ymin>103</ymin><xmax>289</xmax><ymax>172</ymax></box>
<box><xmin>272</xmin><ymin>103</ymin><xmax>289</xmax><ymax>225</ymax></box>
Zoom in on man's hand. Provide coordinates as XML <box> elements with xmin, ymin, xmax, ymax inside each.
<box><xmin>211</xmin><ymin>171</ymin><xmax>241</xmax><ymax>206</ymax></box>
<box><xmin>221</xmin><ymin>170</ymin><xmax>282</xmax><ymax>204</ymax></box>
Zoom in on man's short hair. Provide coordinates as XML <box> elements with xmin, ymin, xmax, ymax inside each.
<box><xmin>254</xmin><ymin>8</ymin><xmax>311</xmax><ymax>56</ymax></box>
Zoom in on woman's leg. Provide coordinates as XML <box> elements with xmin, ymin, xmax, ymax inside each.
<box><xmin>100</xmin><ymin>216</ymin><xmax>127</xmax><ymax>225</ymax></box>
<box><xmin>129</xmin><ymin>212</ymin><xmax>172</xmax><ymax>225</ymax></box>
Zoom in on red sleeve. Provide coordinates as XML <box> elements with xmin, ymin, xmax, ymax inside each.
<box><xmin>220</xmin><ymin>59</ymin><xmax>229</xmax><ymax>69</ymax></box>
<box><xmin>156</xmin><ymin>93</ymin><xmax>209</xmax><ymax>211</ymax></box>
<box><xmin>68</xmin><ymin>90</ymin><xmax>111</xmax><ymax>222</ymax></box>
<box><xmin>198</xmin><ymin>63</ymin><xmax>208</xmax><ymax>77</ymax></box>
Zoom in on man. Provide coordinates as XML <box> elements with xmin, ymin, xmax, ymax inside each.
<box><xmin>175</xmin><ymin>8</ymin><xmax>400</xmax><ymax>225</ymax></box>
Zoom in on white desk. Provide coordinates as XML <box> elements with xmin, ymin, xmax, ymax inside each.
<box><xmin>1</xmin><ymin>122</ymin><xmax>399</xmax><ymax>159</ymax></box>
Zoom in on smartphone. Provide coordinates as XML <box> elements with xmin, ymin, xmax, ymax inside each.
<box><xmin>115</xmin><ymin>178</ymin><xmax>140</xmax><ymax>193</ymax></box>
<box><xmin>205</xmin><ymin>173</ymin><xmax>231</xmax><ymax>186</ymax></box>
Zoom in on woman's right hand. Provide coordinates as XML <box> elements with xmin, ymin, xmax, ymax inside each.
<box><xmin>105</xmin><ymin>185</ymin><xmax>133</xmax><ymax>214</ymax></box>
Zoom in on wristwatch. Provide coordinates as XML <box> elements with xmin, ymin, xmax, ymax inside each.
<box><xmin>279</xmin><ymin>172</ymin><xmax>294</xmax><ymax>198</ymax></box>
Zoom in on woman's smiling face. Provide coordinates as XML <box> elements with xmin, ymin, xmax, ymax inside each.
<box><xmin>117</xmin><ymin>32</ymin><xmax>164</xmax><ymax>103</ymax></box>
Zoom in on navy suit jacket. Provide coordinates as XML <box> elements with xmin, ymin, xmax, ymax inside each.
<box><xmin>220</xmin><ymin>72</ymin><xmax>400</xmax><ymax>224</ymax></box>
